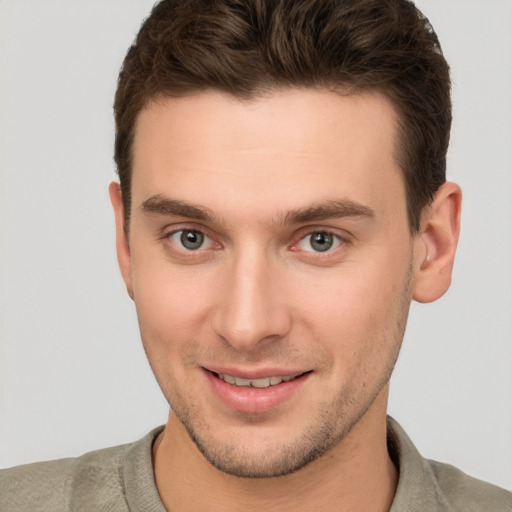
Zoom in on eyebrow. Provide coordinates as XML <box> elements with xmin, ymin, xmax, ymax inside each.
<box><xmin>141</xmin><ymin>195</ymin><xmax>220</xmax><ymax>223</ymax></box>
<box><xmin>140</xmin><ymin>195</ymin><xmax>375</xmax><ymax>226</ymax></box>
<box><xmin>281</xmin><ymin>199</ymin><xmax>375</xmax><ymax>225</ymax></box>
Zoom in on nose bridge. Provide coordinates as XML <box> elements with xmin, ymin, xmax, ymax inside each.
<box><xmin>212</xmin><ymin>242</ymin><xmax>289</xmax><ymax>351</ymax></box>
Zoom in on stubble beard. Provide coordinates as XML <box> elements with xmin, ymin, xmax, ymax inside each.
<box><xmin>154</xmin><ymin>261</ymin><xmax>414</xmax><ymax>479</ymax></box>
<box><xmin>174</xmin><ymin>388</ymin><xmax>386</xmax><ymax>478</ymax></box>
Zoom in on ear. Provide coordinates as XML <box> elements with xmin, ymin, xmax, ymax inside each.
<box><xmin>412</xmin><ymin>182</ymin><xmax>462</xmax><ymax>303</ymax></box>
<box><xmin>109</xmin><ymin>182</ymin><xmax>134</xmax><ymax>300</ymax></box>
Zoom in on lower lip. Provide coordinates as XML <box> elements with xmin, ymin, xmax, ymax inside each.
<box><xmin>204</xmin><ymin>369</ymin><xmax>310</xmax><ymax>414</ymax></box>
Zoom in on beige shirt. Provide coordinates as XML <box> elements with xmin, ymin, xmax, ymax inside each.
<box><xmin>1</xmin><ymin>417</ymin><xmax>510</xmax><ymax>511</ymax></box>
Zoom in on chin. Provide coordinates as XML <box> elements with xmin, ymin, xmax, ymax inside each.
<box><xmin>171</xmin><ymin>394</ymin><xmax>374</xmax><ymax>479</ymax></box>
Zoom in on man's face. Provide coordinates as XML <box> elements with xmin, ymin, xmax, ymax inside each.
<box><xmin>120</xmin><ymin>89</ymin><xmax>418</xmax><ymax>477</ymax></box>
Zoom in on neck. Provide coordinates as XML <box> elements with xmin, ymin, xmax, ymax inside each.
<box><xmin>153</xmin><ymin>389</ymin><xmax>397</xmax><ymax>512</ymax></box>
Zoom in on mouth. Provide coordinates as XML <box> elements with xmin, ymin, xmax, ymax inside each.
<box><xmin>203</xmin><ymin>368</ymin><xmax>312</xmax><ymax>414</ymax></box>
<box><xmin>214</xmin><ymin>372</ymin><xmax>305</xmax><ymax>389</ymax></box>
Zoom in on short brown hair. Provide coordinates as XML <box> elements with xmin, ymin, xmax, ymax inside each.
<box><xmin>114</xmin><ymin>0</ymin><xmax>451</xmax><ymax>233</ymax></box>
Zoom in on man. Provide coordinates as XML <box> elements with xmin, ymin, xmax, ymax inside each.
<box><xmin>1</xmin><ymin>0</ymin><xmax>511</xmax><ymax>510</ymax></box>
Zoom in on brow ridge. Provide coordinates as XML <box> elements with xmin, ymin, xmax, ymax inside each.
<box><xmin>141</xmin><ymin>195</ymin><xmax>217</xmax><ymax>223</ymax></box>
<box><xmin>281</xmin><ymin>199</ymin><xmax>375</xmax><ymax>225</ymax></box>
<box><xmin>141</xmin><ymin>195</ymin><xmax>375</xmax><ymax>227</ymax></box>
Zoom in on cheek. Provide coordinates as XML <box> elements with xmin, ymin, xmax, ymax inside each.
<box><xmin>289</xmin><ymin>254</ymin><xmax>411</xmax><ymax>363</ymax></box>
<box><xmin>291</xmin><ymin>267</ymin><xmax>392</xmax><ymax>330</ymax></box>
<box><xmin>132</xmin><ymin>267</ymin><xmax>215</xmax><ymax>397</ymax></box>
<box><xmin>131</xmin><ymin>253</ymin><xmax>218</xmax><ymax>351</ymax></box>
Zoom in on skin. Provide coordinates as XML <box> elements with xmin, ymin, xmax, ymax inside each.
<box><xmin>110</xmin><ymin>88</ymin><xmax>461</xmax><ymax>511</ymax></box>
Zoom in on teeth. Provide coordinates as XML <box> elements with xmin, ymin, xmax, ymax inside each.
<box><xmin>218</xmin><ymin>373</ymin><xmax>298</xmax><ymax>388</ymax></box>
<box><xmin>234</xmin><ymin>377</ymin><xmax>252</xmax><ymax>386</ymax></box>
<box><xmin>249</xmin><ymin>377</ymin><xmax>272</xmax><ymax>388</ymax></box>
<box><xmin>223</xmin><ymin>374</ymin><xmax>236</xmax><ymax>385</ymax></box>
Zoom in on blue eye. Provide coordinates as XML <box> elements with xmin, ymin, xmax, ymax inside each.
<box><xmin>169</xmin><ymin>230</ymin><xmax>211</xmax><ymax>251</ymax></box>
<box><xmin>298</xmin><ymin>231</ymin><xmax>342</xmax><ymax>252</ymax></box>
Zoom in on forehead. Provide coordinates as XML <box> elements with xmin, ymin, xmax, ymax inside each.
<box><xmin>130</xmin><ymin>88</ymin><xmax>405</xmax><ymax>224</ymax></box>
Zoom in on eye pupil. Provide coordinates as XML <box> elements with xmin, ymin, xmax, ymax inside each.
<box><xmin>180</xmin><ymin>230</ymin><xmax>204</xmax><ymax>250</ymax></box>
<box><xmin>310</xmin><ymin>232</ymin><xmax>333</xmax><ymax>252</ymax></box>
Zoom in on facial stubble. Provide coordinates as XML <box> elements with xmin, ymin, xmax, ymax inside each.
<box><xmin>148</xmin><ymin>259</ymin><xmax>414</xmax><ymax>479</ymax></box>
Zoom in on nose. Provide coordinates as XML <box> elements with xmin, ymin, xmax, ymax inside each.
<box><xmin>211</xmin><ymin>248</ymin><xmax>291</xmax><ymax>352</ymax></box>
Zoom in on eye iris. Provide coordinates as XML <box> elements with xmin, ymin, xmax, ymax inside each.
<box><xmin>180</xmin><ymin>230</ymin><xmax>204</xmax><ymax>250</ymax></box>
<box><xmin>310</xmin><ymin>232</ymin><xmax>333</xmax><ymax>252</ymax></box>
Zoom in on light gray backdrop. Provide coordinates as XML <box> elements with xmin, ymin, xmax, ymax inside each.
<box><xmin>1</xmin><ymin>0</ymin><xmax>511</xmax><ymax>491</ymax></box>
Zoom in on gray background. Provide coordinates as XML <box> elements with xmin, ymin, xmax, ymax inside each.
<box><xmin>1</xmin><ymin>0</ymin><xmax>511</xmax><ymax>490</ymax></box>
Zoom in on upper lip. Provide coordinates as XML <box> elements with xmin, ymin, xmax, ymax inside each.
<box><xmin>202</xmin><ymin>365</ymin><xmax>309</xmax><ymax>380</ymax></box>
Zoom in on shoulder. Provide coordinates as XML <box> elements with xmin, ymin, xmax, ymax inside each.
<box><xmin>387</xmin><ymin>417</ymin><xmax>512</xmax><ymax>512</ymax></box>
<box><xmin>428</xmin><ymin>459</ymin><xmax>512</xmax><ymax>512</ymax></box>
<box><xmin>0</xmin><ymin>442</ymin><xmax>130</xmax><ymax>512</ymax></box>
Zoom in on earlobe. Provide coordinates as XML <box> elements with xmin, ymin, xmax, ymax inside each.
<box><xmin>108</xmin><ymin>182</ymin><xmax>134</xmax><ymax>300</ymax></box>
<box><xmin>412</xmin><ymin>182</ymin><xmax>462</xmax><ymax>303</ymax></box>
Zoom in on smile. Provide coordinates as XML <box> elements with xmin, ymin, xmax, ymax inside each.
<box><xmin>205</xmin><ymin>369</ymin><xmax>312</xmax><ymax>413</ymax></box>
<box><xmin>216</xmin><ymin>373</ymin><xmax>300</xmax><ymax>388</ymax></box>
